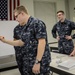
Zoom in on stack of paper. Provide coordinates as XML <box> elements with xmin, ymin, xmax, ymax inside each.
<box><xmin>58</xmin><ymin>59</ymin><xmax>75</xmax><ymax>70</ymax></box>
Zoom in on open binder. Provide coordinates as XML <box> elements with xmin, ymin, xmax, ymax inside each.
<box><xmin>58</xmin><ymin>59</ymin><xmax>75</xmax><ymax>70</ymax></box>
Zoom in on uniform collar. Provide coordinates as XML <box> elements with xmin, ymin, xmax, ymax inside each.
<box><xmin>59</xmin><ymin>19</ymin><xmax>67</xmax><ymax>24</ymax></box>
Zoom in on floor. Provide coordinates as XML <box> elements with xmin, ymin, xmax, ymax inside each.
<box><xmin>0</xmin><ymin>69</ymin><xmax>20</xmax><ymax>75</ymax></box>
<box><xmin>0</xmin><ymin>68</ymin><xmax>58</xmax><ymax>75</ymax></box>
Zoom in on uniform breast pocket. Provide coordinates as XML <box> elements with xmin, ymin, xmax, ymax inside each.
<box><xmin>21</xmin><ymin>32</ymin><xmax>31</xmax><ymax>43</ymax></box>
<box><xmin>57</xmin><ymin>27</ymin><xmax>61</xmax><ymax>32</ymax></box>
<box><xmin>65</xmin><ymin>26</ymin><xmax>70</xmax><ymax>31</ymax></box>
<box><xmin>64</xmin><ymin>26</ymin><xmax>71</xmax><ymax>34</ymax></box>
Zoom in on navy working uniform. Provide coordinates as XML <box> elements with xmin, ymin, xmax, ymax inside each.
<box><xmin>52</xmin><ymin>19</ymin><xmax>75</xmax><ymax>55</ymax></box>
<box><xmin>13</xmin><ymin>16</ymin><xmax>51</xmax><ymax>75</ymax></box>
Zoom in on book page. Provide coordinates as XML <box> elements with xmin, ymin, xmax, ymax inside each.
<box><xmin>58</xmin><ymin>59</ymin><xmax>75</xmax><ymax>70</ymax></box>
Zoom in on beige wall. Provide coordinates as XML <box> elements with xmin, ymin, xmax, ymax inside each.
<box><xmin>20</xmin><ymin>0</ymin><xmax>66</xmax><ymax>17</ymax></box>
<box><xmin>20</xmin><ymin>0</ymin><xmax>34</xmax><ymax>16</ymax></box>
<box><xmin>68</xmin><ymin>0</ymin><xmax>75</xmax><ymax>21</ymax></box>
<box><xmin>19</xmin><ymin>0</ymin><xmax>75</xmax><ymax>21</ymax></box>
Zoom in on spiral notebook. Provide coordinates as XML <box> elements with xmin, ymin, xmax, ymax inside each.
<box><xmin>58</xmin><ymin>59</ymin><xmax>75</xmax><ymax>70</ymax></box>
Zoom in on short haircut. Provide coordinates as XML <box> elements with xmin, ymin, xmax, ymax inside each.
<box><xmin>14</xmin><ymin>5</ymin><xmax>28</xmax><ymax>14</ymax></box>
<box><xmin>57</xmin><ymin>10</ymin><xmax>64</xmax><ymax>14</ymax></box>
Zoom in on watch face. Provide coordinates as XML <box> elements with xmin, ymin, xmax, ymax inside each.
<box><xmin>35</xmin><ymin>60</ymin><xmax>38</xmax><ymax>64</ymax></box>
<box><xmin>35</xmin><ymin>60</ymin><xmax>41</xmax><ymax>64</ymax></box>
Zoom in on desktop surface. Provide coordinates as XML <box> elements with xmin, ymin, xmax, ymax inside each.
<box><xmin>50</xmin><ymin>52</ymin><xmax>75</xmax><ymax>75</ymax></box>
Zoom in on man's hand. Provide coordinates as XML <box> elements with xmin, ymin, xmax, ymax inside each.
<box><xmin>65</xmin><ymin>35</ymin><xmax>72</xmax><ymax>40</ymax></box>
<box><xmin>0</xmin><ymin>36</ymin><xmax>5</xmax><ymax>43</ymax></box>
<box><xmin>32</xmin><ymin>63</ymin><xmax>40</xmax><ymax>74</ymax></box>
<box><xmin>70</xmin><ymin>49</ymin><xmax>75</xmax><ymax>56</ymax></box>
<box><xmin>56</xmin><ymin>36</ymin><xmax>60</xmax><ymax>41</ymax></box>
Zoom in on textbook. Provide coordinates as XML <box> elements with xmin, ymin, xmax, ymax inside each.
<box><xmin>58</xmin><ymin>59</ymin><xmax>75</xmax><ymax>70</ymax></box>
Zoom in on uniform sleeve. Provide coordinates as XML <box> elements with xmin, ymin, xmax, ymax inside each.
<box><xmin>13</xmin><ymin>28</ymin><xmax>19</xmax><ymax>39</ymax></box>
<box><xmin>70</xmin><ymin>21</ymin><xmax>75</xmax><ymax>29</ymax></box>
<box><xmin>71</xmin><ymin>34</ymin><xmax>75</xmax><ymax>39</ymax></box>
<box><xmin>13</xmin><ymin>28</ymin><xmax>21</xmax><ymax>48</ymax></box>
<box><xmin>70</xmin><ymin>22</ymin><xmax>75</xmax><ymax>39</ymax></box>
<box><xmin>34</xmin><ymin>21</ymin><xmax>47</xmax><ymax>39</ymax></box>
<box><xmin>13</xmin><ymin>28</ymin><xmax>17</xmax><ymax>39</ymax></box>
<box><xmin>51</xmin><ymin>24</ymin><xmax>57</xmax><ymax>38</ymax></box>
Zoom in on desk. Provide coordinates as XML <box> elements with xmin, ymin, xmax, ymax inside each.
<box><xmin>50</xmin><ymin>52</ymin><xmax>75</xmax><ymax>75</ymax></box>
<box><xmin>49</xmin><ymin>43</ymin><xmax>58</xmax><ymax>51</ymax></box>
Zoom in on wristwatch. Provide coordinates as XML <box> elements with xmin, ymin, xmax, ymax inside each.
<box><xmin>35</xmin><ymin>59</ymin><xmax>41</xmax><ymax>64</ymax></box>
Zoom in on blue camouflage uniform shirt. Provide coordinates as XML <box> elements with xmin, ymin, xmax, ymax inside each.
<box><xmin>13</xmin><ymin>16</ymin><xmax>51</xmax><ymax>75</ymax></box>
<box><xmin>52</xmin><ymin>19</ymin><xmax>75</xmax><ymax>55</ymax></box>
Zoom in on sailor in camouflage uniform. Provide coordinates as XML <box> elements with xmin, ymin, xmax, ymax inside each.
<box><xmin>0</xmin><ymin>6</ymin><xmax>51</xmax><ymax>75</ymax></box>
<box><xmin>52</xmin><ymin>10</ymin><xmax>75</xmax><ymax>55</ymax></box>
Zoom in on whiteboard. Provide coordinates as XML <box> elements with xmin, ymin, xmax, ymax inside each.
<box><xmin>0</xmin><ymin>21</ymin><xmax>19</xmax><ymax>57</ymax></box>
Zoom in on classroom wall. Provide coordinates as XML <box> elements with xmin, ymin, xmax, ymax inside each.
<box><xmin>68</xmin><ymin>0</ymin><xmax>75</xmax><ymax>21</ymax></box>
<box><xmin>20</xmin><ymin>0</ymin><xmax>75</xmax><ymax>21</ymax></box>
<box><xmin>20</xmin><ymin>0</ymin><xmax>34</xmax><ymax>16</ymax></box>
<box><xmin>20</xmin><ymin>0</ymin><xmax>67</xmax><ymax>17</ymax></box>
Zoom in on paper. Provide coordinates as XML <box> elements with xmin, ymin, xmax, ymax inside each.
<box><xmin>58</xmin><ymin>59</ymin><xmax>75</xmax><ymax>70</ymax></box>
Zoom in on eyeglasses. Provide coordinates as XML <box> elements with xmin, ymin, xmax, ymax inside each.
<box><xmin>14</xmin><ymin>12</ymin><xmax>21</xmax><ymax>19</ymax></box>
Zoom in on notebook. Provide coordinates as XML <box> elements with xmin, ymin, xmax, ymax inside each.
<box><xmin>58</xmin><ymin>59</ymin><xmax>75</xmax><ymax>70</ymax></box>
